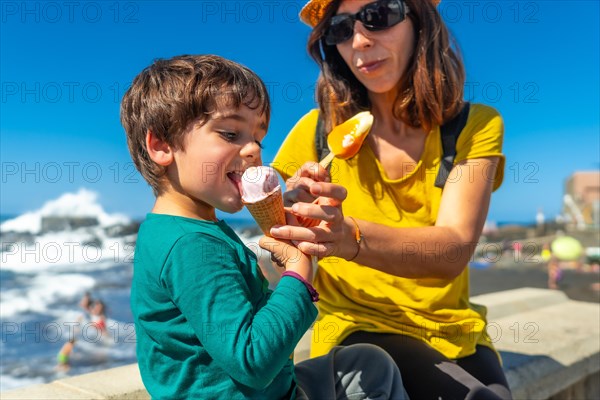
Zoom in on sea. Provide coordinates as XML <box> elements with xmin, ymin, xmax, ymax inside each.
<box><xmin>0</xmin><ymin>189</ymin><xmax>261</xmax><ymax>392</ymax></box>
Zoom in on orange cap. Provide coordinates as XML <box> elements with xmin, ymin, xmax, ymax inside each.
<box><xmin>300</xmin><ymin>0</ymin><xmax>441</xmax><ymax>28</ymax></box>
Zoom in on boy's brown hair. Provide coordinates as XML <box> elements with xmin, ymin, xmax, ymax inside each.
<box><xmin>120</xmin><ymin>54</ymin><xmax>270</xmax><ymax>194</ymax></box>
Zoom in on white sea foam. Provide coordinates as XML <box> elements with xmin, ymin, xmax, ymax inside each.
<box><xmin>0</xmin><ymin>188</ymin><xmax>130</xmax><ymax>234</ymax></box>
<box><xmin>0</xmin><ymin>374</ymin><xmax>45</xmax><ymax>392</ymax></box>
<box><xmin>0</xmin><ymin>274</ymin><xmax>95</xmax><ymax>318</ymax></box>
<box><xmin>0</xmin><ymin>229</ymin><xmax>135</xmax><ymax>273</ymax></box>
<box><xmin>1</xmin><ymin>188</ymin><xmax>135</xmax><ymax>273</ymax></box>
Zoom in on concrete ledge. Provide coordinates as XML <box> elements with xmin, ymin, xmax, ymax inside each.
<box><xmin>3</xmin><ymin>288</ymin><xmax>599</xmax><ymax>399</ymax></box>
<box><xmin>472</xmin><ymin>287</ymin><xmax>571</xmax><ymax>320</ymax></box>
<box><xmin>2</xmin><ymin>364</ymin><xmax>149</xmax><ymax>400</ymax></box>
<box><xmin>484</xmin><ymin>289</ymin><xmax>600</xmax><ymax>399</ymax></box>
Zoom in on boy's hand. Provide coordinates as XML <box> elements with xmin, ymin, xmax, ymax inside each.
<box><xmin>259</xmin><ymin>236</ymin><xmax>313</xmax><ymax>284</ymax></box>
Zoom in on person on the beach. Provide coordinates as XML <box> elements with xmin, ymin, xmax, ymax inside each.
<box><xmin>56</xmin><ymin>337</ymin><xmax>75</xmax><ymax>372</ymax></box>
<box><xmin>79</xmin><ymin>291</ymin><xmax>92</xmax><ymax>315</ymax></box>
<box><xmin>121</xmin><ymin>54</ymin><xmax>407</xmax><ymax>399</ymax></box>
<box><xmin>512</xmin><ymin>241</ymin><xmax>523</xmax><ymax>262</ymax></box>
<box><xmin>271</xmin><ymin>0</ymin><xmax>512</xmax><ymax>398</ymax></box>
<box><xmin>541</xmin><ymin>243</ymin><xmax>561</xmax><ymax>289</ymax></box>
<box><xmin>90</xmin><ymin>300</ymin><xmax>107</xmax><ymax>333</ymax></box>
<box><xmin>79</xmin><ymin>293</ymin><xmax>107</xmax><ymax>333</ymax></box>
<box><xmin>546</xmin><ymin>235</ymin><xmax>586</xmax><ymax>289</ymax></box>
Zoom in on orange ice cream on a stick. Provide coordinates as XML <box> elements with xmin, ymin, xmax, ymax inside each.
<box><xmin>319</xmin><ymin>111</ymin><xmax>374</xmax><ymax>168</ymax></box>
<box><xmin>309</xmin><ymin>111</ymin><xmax>373</xmax><ymax>273</ymax></box>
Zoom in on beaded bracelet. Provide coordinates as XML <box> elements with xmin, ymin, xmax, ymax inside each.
<box><xmin>281</xmin><ymin>270</ymin><xmax>319</xmax><ymax>302</ymax></box>
<box><xmin>347</xmin><ymin>216</ymin><xmax>363</xmax><ymax>262</ymax></box>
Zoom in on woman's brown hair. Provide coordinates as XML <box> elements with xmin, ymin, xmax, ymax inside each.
<box><xmin>308</xmin><ymin>0</ymin><xmax>465</xmax><ymax>133</ymax></box>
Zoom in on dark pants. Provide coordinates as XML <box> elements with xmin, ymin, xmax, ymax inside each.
<box><xmin>342</xmin><ymin>332</ymin><xmax>512</xmax><ymax>400</ymax></box>
<box><xmin>295</xmin><ymin>343</ymin><xmax>409</xmax><ymax>399</ymax></box>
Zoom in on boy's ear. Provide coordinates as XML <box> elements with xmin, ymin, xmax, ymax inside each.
<box><xmin>146</xmin><ymin>129</ymin><xmax>173</xmax><ymax>166</ymax></box>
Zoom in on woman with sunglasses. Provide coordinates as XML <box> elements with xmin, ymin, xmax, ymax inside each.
<box><xmin>271</xmin><ymin>0</ymin><xmax>512</xmax><ymax>398</ymax></box>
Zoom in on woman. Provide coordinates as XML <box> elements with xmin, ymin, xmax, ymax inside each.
<box><xmin>271</xmin><ymin>0</ymin><xmax>511</xmax><ymax>398</ymax></box>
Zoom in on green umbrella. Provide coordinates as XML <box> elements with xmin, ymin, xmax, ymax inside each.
<box><xmin>551</xmin><ymin>236</ymin><xmax>583</xmax><ymax>261</ymax></box>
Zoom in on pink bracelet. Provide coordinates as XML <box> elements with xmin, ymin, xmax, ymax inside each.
<box><xmin>281</xmin><ymin>271</ymin><xmax>319</xmax><ymax>302</ymax></box>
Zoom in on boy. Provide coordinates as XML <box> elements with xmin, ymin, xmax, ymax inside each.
<box><xmin>121</xmin><ymin>54</ymin><xmax>406</xmax><ymax>399</ymax></box>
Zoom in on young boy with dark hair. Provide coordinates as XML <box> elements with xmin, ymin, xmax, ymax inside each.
<box><xmin>121</xmin><ymin>54</ymin><xmax>407</xmax><ymax>399</ymax></box>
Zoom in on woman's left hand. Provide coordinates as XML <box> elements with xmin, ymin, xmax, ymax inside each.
<box><xmin>270</xmin><ymin>182</ymin><xmax>352</xmax><ymax>259</ymax></box>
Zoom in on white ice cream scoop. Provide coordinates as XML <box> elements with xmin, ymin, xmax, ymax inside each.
<box><xmin>241</xmin><ymin>166</ymin><xmax>285</xmax><ymax>236</ymax></box>
<box><xmin>241</xmin><ymin>166</ymin><xmax>281</xmax><ymax>203</ymax></box>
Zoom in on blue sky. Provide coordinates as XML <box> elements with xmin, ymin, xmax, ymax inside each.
<box><xmin>1</xmin><ymin>0</ymin><xmax>599</xmax><ymax>224</ymax></box>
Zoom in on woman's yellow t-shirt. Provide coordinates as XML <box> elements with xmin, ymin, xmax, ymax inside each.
<box><xmin>273</xmin><ymin>104</ymin><xmax>505</xmax><ymax>359</ymax></box>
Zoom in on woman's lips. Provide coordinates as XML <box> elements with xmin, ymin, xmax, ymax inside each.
<box><xmin>357</xmin><ymin>59</ymin><xmax>384</xmax><ymax>74</ymax></box>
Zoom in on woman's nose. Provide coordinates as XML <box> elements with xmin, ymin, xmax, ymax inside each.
<box><xmin>352</xmin><ymin>22</ymin><xmax>373</xmax><ymax>50</ymax></box>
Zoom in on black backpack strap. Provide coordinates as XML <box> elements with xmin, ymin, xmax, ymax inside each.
<box><xmin>434</xmin><ymin>102</ymin><xmax>471</xmax><ymax>189</ymax></box>
<box><xmin>315</xmin><ymin>112</ymin><xmax>330</xmax><ymax>162</ymax></box>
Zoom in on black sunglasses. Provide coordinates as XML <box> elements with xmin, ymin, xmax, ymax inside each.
<box><xmin>324</xmin><ymin>0</ymin><xmax>410</xmax><ymax>46</ymax></box>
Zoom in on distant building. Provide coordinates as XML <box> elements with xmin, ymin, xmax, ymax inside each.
<box><xmin>563</xmin><ymin>171</ymin><xmax>600</xmax><ymax>229</ymax></box>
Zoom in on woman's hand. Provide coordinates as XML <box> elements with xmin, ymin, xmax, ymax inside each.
<box><xmin>271</xmin><ymin>181</ymin><xmax>357</xmax><ymax>260</ymax></box>
<box><xmin>283</xmin><ymin>161</ymin><xmax>330</xmax><ymax>207</ymax></box>
<box><xmin>283</xmin><ymin>161</ymin><xmax>333</xmax><ymax>228</ymax></box>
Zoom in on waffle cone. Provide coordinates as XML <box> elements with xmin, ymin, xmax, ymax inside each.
<box><xmin>243</xmin><ymin>187</ymin><xmax>285</xmax><ymax>236</ymax></box>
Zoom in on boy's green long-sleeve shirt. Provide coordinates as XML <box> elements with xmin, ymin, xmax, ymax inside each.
<box><xmin>131</xmin><ymin>214</ymin><xmax>318</xmax><ymax>399</ymax></box>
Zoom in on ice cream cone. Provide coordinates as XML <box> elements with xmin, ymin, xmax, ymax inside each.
<box><xmin>243</xmin><ymin>186</ymin><xmax>285</xmax><ymax>236</ymax></box>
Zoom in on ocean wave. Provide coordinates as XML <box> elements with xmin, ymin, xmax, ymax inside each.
<box><xmin>0</xmin><ymin>274</ymin><xmax>95</xmax><ymax>318</ymax></box>
<box><xmin>0</xmin><ymin>374</ymin><xmax>45</xmax><ymax>392</ymax></box>
<box><xmin>1</xmin><ymin>230</ymin><xmax>135</xmax><ymax>273</ymax></box>
<box><xmin>0</xmin><ymin>188</ymin><xmax>130</xmax><ymax>234</ymax></box>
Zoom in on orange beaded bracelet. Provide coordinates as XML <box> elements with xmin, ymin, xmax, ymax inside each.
<box><xmin>347</xmin><ymin>217</ymin><xmax>363</xmax><ymax>262</ymax></box>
